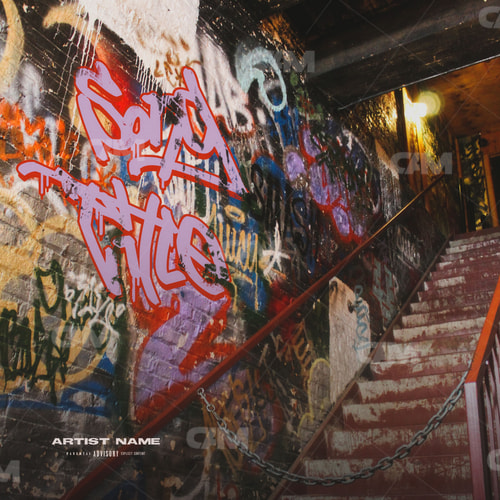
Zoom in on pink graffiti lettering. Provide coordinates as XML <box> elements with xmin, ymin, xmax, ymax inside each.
<box><xmin>75</xmin><ymin>61</ymin><xmax>247</xmax><ymax>198</ymax></box>
<box><xmin>17</xmin><ymin>161</ymin><xmax>230</xmax><ymax>308</ymax></box>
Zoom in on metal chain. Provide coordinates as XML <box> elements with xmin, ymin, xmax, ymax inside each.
<box><xmin>197</xmin><ymin>367</ymin><xmax>468</xmax><ymax>486</ymax></box>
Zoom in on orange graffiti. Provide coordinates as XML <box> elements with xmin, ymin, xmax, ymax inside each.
<box><xmin>0</xmin><ymin>99</ymin><xmax>80</xmax><ymax>169</ymax></box>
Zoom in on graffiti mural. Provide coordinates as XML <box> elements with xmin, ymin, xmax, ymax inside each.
<box><xmin>0</xmin><ymin>1</ymin><xmax>450</xmax><ymax>498</ymax></box>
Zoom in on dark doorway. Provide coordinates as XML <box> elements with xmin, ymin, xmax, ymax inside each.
<box><xmin>490</xmin><ymin>155</ymin><xmax>500</xmax><ymax>218</ymax></box>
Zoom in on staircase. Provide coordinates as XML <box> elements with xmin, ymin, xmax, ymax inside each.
<box><xmin>277</xmin><ymin>228</ymin><xmax>500</xmax><ymax>499</ymax></box>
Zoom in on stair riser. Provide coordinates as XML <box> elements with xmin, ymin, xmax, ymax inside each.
<box><xmin>303</xmin><ymin>457</ymin><xmax>472</xmax><ymax>496</ymax></box>
<box><xmin>450</xmin><ymin>229</ymin><xmax>500</xmax><ymax>247</ymax></box>
<box><xmin>417</xmin><ymin>278</ymin><xmax>499</xmax><ymax>302</ymax></box>
<box><xmin>325</xmin><ymin>424</ymin><xmax>468</xmax><ymax>458</ymax></box>
<box><xmin>440</xmin><ymin>244</ymin><xmax>500</xmax><ymax>261</ymax></box>
<box><xmin>298</xmin><ymin>479</ymin><xmax>473</xmax><ymax>497</ymax></box>
<box><xmin>401</xmin><ymin>305</ymin><xmax>489</xmax><ymax>328</ymax></box>
<box><xmin>431</xmin><ymin>259</ymin><xmax>500</xmax><ymax>281</ymax></box>
<box><xmin>392</xmin><ymin>321</ymin><xmax>482</xmax><ymax>344</ymax></box>
<box><xmin>436</xmin><ymin>253</ymin><xmax>500</xmax><ymax>270</ymax></box>
<box><xmin>445</xmin><ymin>237</ymin><xmax>500</xmax><ymax>254</ymax></box>
<box><xmin>410</xmin><ymin>291</ymin><xmax>493</xmax><ymax>314</ymax></box>
<box><xmin>356</xmin><ymin>374</ymin><xmax>461</xmax><ymax>403</ymax></box>
<box><xmin>385</xmin><ymin>334</ymin><xmax>479</xmax><ymax>360</ymax></box>
<box><xmin>370</xmin><ymin>352</ymin><xmax>472</xmax><ymax>380</ymax></box>
<box><xmin>343</xmin><ymin>400</ymin><xmax>466</xmax><ymax>429</ymax></box>
<box><xmin>423</xmin><ymin>271</ymin><xmax>498</xmax><ymax>291</ymax></box>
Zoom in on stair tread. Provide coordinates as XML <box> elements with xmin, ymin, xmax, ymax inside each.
<box><xmin>342</xmin><ymin>397</ymin><xmax>466</xmax><ymax>428</ymax></box>
<box><xmin>392</xmin><ymin>318</ymin><xmax>484</xmax><ymax>343</ymax></box>
<box><xmin>431</xmin><ymin>258</ymin><xmax>500</xmax><ymax>279</ymax></box>
<box><xmin>423</xmin><ymin>271</ymin><xmax>498</xmax><ymax>291</ymax></box>
<box><xmin>445</xmin><ymin>236</ymin><xmax>500</xmax><ymax>254</ymax></box>
<box><xmin>436</xmin><ymin>252</ymin><xmax>500</xmax><ymax>269</ymax></box>
<box><xmin>302</xmin><ymin>455</ymin><xmax>472</xmax><ymax>495</ymax></box>
<box><xmin>343</xmin><ymin>396</ymin><xmax>465</xmax><ymax>412</ymax></box>
<box><xmin>305</xmin><ymin>454</ymin><xmax>471</xmax><ymax>472</ymax></box>
<box><xmin>356</xmin><ymin>372</ymin><xmax>463</xmax><ymax>402</ymax></box>
<box><xmin>401</xmin><ymin>305</ymin><xmax>488</xmax><ymax>328</ymax></box>
<box><xmin>417</xmin><ymin>277</ymin><xmax>499</xmax><ymax>301</ymax></box>
<box><xmin>370</xmin><ymin>351</ymin><xmax>472</xmax><ymax>379</ymax></box>
<box><xmin>384</xmin><ymin>332</ymin><xmax>479</xmax><ymax>360</ymax></box>
<box><xmin>410</xmin><ymin>291</ymin><xmax>493</xmax><ymax>313</ymax></box>
<box><xmin>452</xmin><ymin>227</ymin><xmax>500</xmax><ymax>245</ymax></box>
<box><xmin>325</xmin><ymin>422</ymin><xmax>468</xmax><ymax>458</ymax></box>
<box><xmin>439</xmin><ymin>244</ymin><xmax>500</xmax><ymax>261</ymax></box>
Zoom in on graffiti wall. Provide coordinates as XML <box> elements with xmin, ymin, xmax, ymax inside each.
<box><xmin>0</xmin><ymin>1</ymin><xmax>450</xmax><ymax>498</ymax></box>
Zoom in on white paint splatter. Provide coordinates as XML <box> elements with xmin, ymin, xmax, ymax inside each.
<box><xmin>77</xmin><ymin>0</ymin><xmax>200</xmax><ymax>92</ymax></box>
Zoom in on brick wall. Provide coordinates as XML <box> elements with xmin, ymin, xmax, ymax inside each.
<box><xmin>0</xmin><ymin>1</ymin><xmax>453</xmax><ymax>497</ymax></box>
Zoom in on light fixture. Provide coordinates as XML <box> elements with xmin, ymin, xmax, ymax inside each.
<box><xmin>416</xmin><ymin>90</ymin><xmax>442</xmax><ymax>116</ymax></box>
<box><xmin>412</xmin><ymin>102</ymin><xmax>428</xmax><ymax>118</ymax></box>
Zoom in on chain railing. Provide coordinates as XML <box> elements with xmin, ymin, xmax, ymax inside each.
<box><xmin>198</xmin><ymin>365</ymin><xmax>468</xmax><ymax>487</ymax></box>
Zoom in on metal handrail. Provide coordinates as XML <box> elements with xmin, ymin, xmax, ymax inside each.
<box><xmin>465</xmin><ymin>275</ymin><xmax>500</xmax><ymax>499</ymax></box>
<box><xmin>61</xmin><ymin>174</ymin><xmax>446</xmax><ymax>500</ymax></box>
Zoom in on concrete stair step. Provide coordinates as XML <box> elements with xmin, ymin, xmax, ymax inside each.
<box><xmin>417</xmin><ymin>277</ymin><xmax>499</xmax><ymax>302</ymax></box>
<box><xmin>423</xmin><ymin>270</ymin><xmax>498</xmax><ymax>291</ymax></box>
<box><xmin>401</xmin><ymin>304</ymin><xmax>489</xmax><ymax>328</ymax></box>
<box><xmin>370</xmin><ymin>352</ymin><xmax>472</xmax><ymax>380</ymax></box>
<box><xmin>444</xmin><ymin>236</ymin><xmax>500</xmax><ymax>255</ymax></box>
<box><xmin>423</xmin><ymin>275</ymin><xmax>467</xmax><ymax>291</ymax></box>
<box><xmin>440</xmin><ymin>243</ymin><xmax>500</xmax><ymax>262</ymax></box>
<box><xmin>450</xmin><ymin>228</ymin><xmax>500</xmax><ymax>247</ymax></box>
<box><xmin>392</xmin><ymin>319</ymin><xmax>483</xmax><ymax>343</ymax></box>
<box><xmin>302</xmin><ymin>455</ymin><xmax>471</xmax><ymax>496</ymax></box>
<box><xmin>410</xmin><ymin>290</ymin><xmax>494</xmax><ymax>314</ymax></box>
<box><xmin>436</xmin><ymin>251</ymin><xmax>500</xmax><ymax>270</ymax></box>
<box><xmin>325</xmin><ymin>422</ymin><xmax>468</xmax><ymax>458</ymax></box>
<box><xmin>430</xmin><ymin>258</ymin><xmax>500</xmax><ymax>281</ymax></box>
<box><xmin>384</xmin><ymin>332</ymin><xmax>479</xmax><ymax>360</ymax></box>
<box><xmin>342</xmin><ymin>397</ymin><xmax>466</xmax><ymax>428</ymax></box>
<box><xmin>355</xmin><ymin>372</ymin><xmax>462</xmax><ymax>403</ymax></box>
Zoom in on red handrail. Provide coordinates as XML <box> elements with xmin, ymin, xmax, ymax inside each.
<box><xmin>61</xmin><ymin>174</ymin><xmax>446</xmax><ymax>499</ymax></box>
<box><xmin>465</xmin><ymin>275</ymin><xmax>500</xmax><ymax>500</ymax></box>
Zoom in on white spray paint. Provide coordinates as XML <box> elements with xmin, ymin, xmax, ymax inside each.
<box><xmin>77</xmin><ymin>0</ymin><xmax>200</xmax><ymax>92</ymax></box>
<box><xmin>199</xmin><ymin>35</ymin><xmax>254</xmax><ymax>133</ymax></box>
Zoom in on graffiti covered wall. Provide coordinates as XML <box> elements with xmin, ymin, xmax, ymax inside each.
<box><xmin>0</xmin><ymin>1</ymin><xmax>450</xmax><ymax>498</ymax></box>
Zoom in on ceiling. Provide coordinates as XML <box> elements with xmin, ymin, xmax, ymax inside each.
<box><xmin>414</xmin><ymin>58</ymin><xmax>500</xmax><ymax>138</ymax></box>
<box><xmin>256</xmin><ymin>0</ymin><xmax>500</xmax><ymax>137</ymax></box>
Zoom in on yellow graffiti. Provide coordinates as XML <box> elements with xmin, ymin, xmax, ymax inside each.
<box><xmin>0</xmin><ymin>189</ymin><xmax>107</xmax><ymax>396</ymax></box>
<box><xmin>209</xmin><ymin>203</ymin><xmax>261</xmax><ymax>310</ymax></box>
<box><xmin>298</xmin><ymin>358</ymin><xmax>331</xmax><ymax>443</ymax></box>
<box><xmin>0</xmin><ymin>0</ymin><xmax>24</xmax><ymax>95</ymax></box>
<box><xmin>271</xmin><ymin>320</ymin><xmax>313</xmax><ymax>382</ymax></box>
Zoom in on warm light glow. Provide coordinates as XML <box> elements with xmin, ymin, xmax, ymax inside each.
<box><xmin>417</xmin><ymin>90</ymin><xmax>442</xmax><ymax>116</ymax></box>
<box><xmin>412</xmin><ymin>102</ymin><xmax>428</xmax><ymax>118</ymax></box>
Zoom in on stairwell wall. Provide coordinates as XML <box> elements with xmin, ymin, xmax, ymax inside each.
<box><xmin>0</xmin><ymin>1</ymin><xmax>456</xmax><ymax>498</ymax></box>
